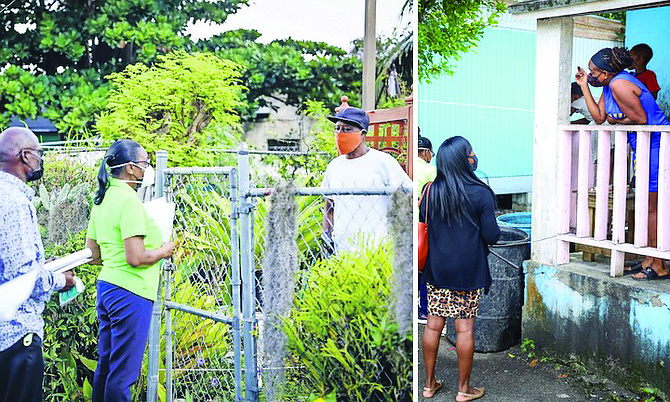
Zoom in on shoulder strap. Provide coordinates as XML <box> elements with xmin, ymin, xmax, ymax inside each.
<box><xmin>419</xmin><ymin>182</ymin><xmax>432</xmax><ymax>221</ymax></box>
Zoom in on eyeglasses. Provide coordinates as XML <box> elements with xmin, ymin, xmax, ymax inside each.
<box><xmin>333</xmin><ymin>125</ymin><xmax>360</xmax><ymax>133</ymax></box>
<box><xmin>17</xmin><ymin>148</ymin><xmax>44</xmax><ymax>159</ymax></box>
<box><xmin>133</xmin><ymin>160</ymin><xmax>149</xmax><ymax>168</ymax></box>
<box><xmin>589</xmin><ymin>69</ymin><xmax>606</xmax><ymax>80</ymax></box>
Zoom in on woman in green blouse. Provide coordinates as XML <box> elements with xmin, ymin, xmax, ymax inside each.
<box><xmin>85</xmin><ymin>139</ymin><xmax>174</xmax><ymax>402</ymax></box>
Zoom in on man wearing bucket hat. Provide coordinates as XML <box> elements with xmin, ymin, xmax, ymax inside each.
<box><xmin>417</xmin><ymin>133</ymin><xmax>437</xmax><ymax>192</ymax></box>
<box><xmin>321</xmin><ymin>107</ymin><xmax>411</xmax><ymax>253</ymax></box>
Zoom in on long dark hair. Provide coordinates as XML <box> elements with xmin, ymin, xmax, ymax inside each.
<box><xmin>429</xmin><ymin>136</ymin><xmax>496</xmax><ymax>226</ymax></box>
<box><xmin>94</xmin><ymin>139</ymin><xmax>143</xmax><ymax>205</ymax></box>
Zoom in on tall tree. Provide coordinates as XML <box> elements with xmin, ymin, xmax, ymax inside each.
<box><xmin>0</xmin><ymin>1</ymin><xmax>362</xmax><ymax>135</ymax></box>
<box><xmin>0</xmin><ymin>0</ymin><xmax>248</xmax><ymax>134</ymax></box>
<box><xmin>418</xmin><ymin>0</ymin><xmax>506</xmax><ymax>83</ymax></box>
<box><xmin>195</xmin><ymin>30</ymin><xmax>362</xmax><ymax>114</ymax></box>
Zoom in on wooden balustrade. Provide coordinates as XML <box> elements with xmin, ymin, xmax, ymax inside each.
<box><xmin>557</xmin><ymin>125</ymin><xmax>670</xmax><ymax>276</ymax></box>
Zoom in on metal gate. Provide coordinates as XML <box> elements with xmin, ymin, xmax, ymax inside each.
<box><xmin>145</xmin><ymin>145</ymin><xmax>412</xmax><ymax>401</ymax></box>
<box><xmin>146</xmin><ymin>147</ymin><xmax>260</xmax><ymax>402</ymax></box>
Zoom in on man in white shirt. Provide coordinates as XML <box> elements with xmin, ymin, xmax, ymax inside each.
<box><xmin>571</xmin><ymin>82</ymin><xmax>595</xmax><ymax>125</ymax></box>
<box><xmin>321</xmin><ymin>107</ymin><xmax>411</xmax><ymax>253</ymax></box>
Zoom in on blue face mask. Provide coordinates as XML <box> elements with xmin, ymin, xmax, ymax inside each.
<box><xmin>588</xmin><ymin>74</ymin><xmax>604</xmax><ymax>87</ymax></box>
<box><xmin>469</xmin><ymin>154</ymin><xmax>478</xmax><ymax>172</ymax></box>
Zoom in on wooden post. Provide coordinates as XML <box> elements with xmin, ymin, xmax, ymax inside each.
<box><xmin>531</xmin><ymin>17</ymin><xmax>573</xmax><ymax>265</ymax></box>
<box><xmin>335</xmin><ymin>96</ymin><xmax>351</xmax><ymax>113</ymax></box>
<box><xmin>405</xmin><ymin>87</ymin><xmax>414</xmax><ymax>180</ymax></box>
<box><xmin>594</xmin><ymin>129</ymin><xmax>611</xmax><ymax>240</ymax></box>
<box><xmin>658</xmin><ymin>131</ymin><xmax>670</xmax><ymax>251</ymax></box>
<box><xmin>634</xmin><ymin>131</ymin><xmax>650</xmax><ymax>247</ymax></box>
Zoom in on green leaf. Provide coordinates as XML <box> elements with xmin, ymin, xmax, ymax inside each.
<box><xmin>78</xmin><ymin>355</ymin><xmax>98</xmax><ymax>372</ymax></box>
<box><xmin>83</xmin><ymin>377</ymin><xmax>92</xmax><ymax>398</ymax></box>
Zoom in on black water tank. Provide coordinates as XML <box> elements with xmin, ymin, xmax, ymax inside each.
<box><xmin>446</xmin><ymin>226</ymin><xmax>530</xmax><ymax>352</ymax></box>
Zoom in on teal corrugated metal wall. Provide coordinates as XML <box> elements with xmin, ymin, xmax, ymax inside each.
<box><xmin>419</xmin><ymin>25</ymin><xmax>536</xmax><ymax>179</ymax></box>
<box><xmin>419</xmin><ymin>16</ymin><xmax>621</xmax><ymax>188</ymax></box>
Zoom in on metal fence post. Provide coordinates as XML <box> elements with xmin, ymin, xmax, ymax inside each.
<box><xmin>230</xmin><ymin>169</ymin><xmax>243</xmax><ymax>401</ymax></box>
<box><xmin>238</xmin><ymin>143</ymin><xmax>259</xmax><ymax>401</ymax></box>
<box><xmin>147</xmin><ymin>150</ymin><xmax>168</xmax><ymax>402</ymax></box>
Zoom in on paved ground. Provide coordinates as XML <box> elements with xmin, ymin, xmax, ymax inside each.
<box><xmin>416</xmin><ymin>325</ymin><xmax>648</xmax><ymax>402</ymax></box>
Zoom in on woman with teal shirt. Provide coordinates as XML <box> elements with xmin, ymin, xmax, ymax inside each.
<box><xmin>85</xmin><ymin>139</ymin><xmax>175</xmax><ymax>401</ymax></box>
<box><xmin>576</xmin><ymin>47</ymin><xmax>670</xmax><ymax>280</ymax></box>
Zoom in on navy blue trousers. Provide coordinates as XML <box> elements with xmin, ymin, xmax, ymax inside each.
<box><xmin>93</xmin><ymin>281</ymin><xmax>153</xmax><ymax>402</ymax></box>
<box><xmin>0</xmin><ymin>334</ymin><xmax>43</xmax><ymax>402</ymax></box>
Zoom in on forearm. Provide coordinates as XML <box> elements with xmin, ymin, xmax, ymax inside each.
<box><xmin>124</xmin><ymin>236</ymin><xmax>168</xmax><ymax>268</ymax></box>
<box><xmin>323</xmin><ymin>199</ymin><xmax>334</xmax><ymax>234</ymax></box>
<box><xmin>127</xmin><ymin>248</ymin><xmax>166</xmax><ymax>268</ymax></box>
<box><xmin>32</xmin><ymin>264</ymin><xmax>66</xmax><ymax>299</ymax></box>
<box><xmin>85</xmin><ymin>238</ymin><xmax>102</xmax><ymax>265</ymax></box>
<box><xmin>580</xmin><ymin>85</ymin><xmax>606</xmax><ymax>123</ymax></box>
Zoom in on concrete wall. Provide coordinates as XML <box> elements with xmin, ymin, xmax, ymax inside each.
<box><xmin>242</xmin><ymin>96</ymin><xmax>315</xmax><ymax>151</ymax></box>
<box><xmin>523</xmin><ymin>259</ymin><xmax>670</xmax><ymax>397</ymax></box>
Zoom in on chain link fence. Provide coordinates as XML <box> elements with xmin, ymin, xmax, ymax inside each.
<box><xmin>159</xmin><ymin>166</ymin><xmax>244</xmax><ymax>402</ymax></box>
<box><xmin>150</xmin><ymin>147</ymin><xmax>413</xmax><ymax>401</ymax></box>
<box><xmin>253</xmin><ymin>187</ymin><xmax>413</xmax><ymax>401</ymax></box>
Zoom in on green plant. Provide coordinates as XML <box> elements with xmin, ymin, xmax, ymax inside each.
<box><xmin>95</xmin><ymin>51</ymin><xmax>245</xmax><ymax>167</ymax></box>
<box><xmin>419</xmin><ymin>0</ymin><xmax>506</xmax><ymax>82</ymax></box>
<box><xmin>42</xmin><ymin>230</ymin><xmax>99</xmax><ymax>402</ymax></box>
<box><xmin>521</xmin><ymin>338</ymin><xmax>536</xmax><ymax>359</ymax></box>
<box><xmin>639</xmin><ymin>387</ymin><xmax>659</xmax><ymax>402</ymax></box>
<box><xmin>282</xmin><ymin>243</ymin><xmax>412</xmax><ymax>401</ymax></box>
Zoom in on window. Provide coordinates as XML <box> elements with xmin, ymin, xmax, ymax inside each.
<box><xmin>267</xmin><ymin>139</ymin><xmax>300</xmax><ymax>152</ymax></box>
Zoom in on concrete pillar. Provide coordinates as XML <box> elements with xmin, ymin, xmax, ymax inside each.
<box><xmin>362</xmin><ymin>0</ymin><xmax>376</xmax><ymax>110</ymax></box>
<box><xmin>531</xmin><ymin>17</ymin><xmax>573</xmax><ymax>265</ymax></box>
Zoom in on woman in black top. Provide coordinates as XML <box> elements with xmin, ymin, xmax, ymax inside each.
<box><xmin>420</xmin><ymin>136</ymin><xmax>500</xmax><ymax>401</ymax></box>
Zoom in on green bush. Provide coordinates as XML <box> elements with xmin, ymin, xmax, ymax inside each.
<box><xmin>283</xmin><ymin>244</ymin><xmax>412</xmax><ymax>401</ymax></box>
<box><xmin>34</xmin><ymin>156</ymin><xmax>99</xmax><ymax>400</ymax></box>
<box><xmin>42</xmin><ymin>230</ymin><xmax>99</xmax><ymax>402</ymax></box>
<box><xmin>95</xmin><ymin>51</ymin><xmax>246</xmax><ymax>167</ymax></box>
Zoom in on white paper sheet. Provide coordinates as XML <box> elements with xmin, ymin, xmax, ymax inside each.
<box><xmin>143</xmin><ymin>196</ymin><xmax>176</xmax><ymax>242</ymax></box>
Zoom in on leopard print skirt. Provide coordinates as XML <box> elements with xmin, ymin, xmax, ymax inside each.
<box><xmin>426</xmin><ymin>283</ymin><xmax>483</xmax><ymax>319</ymax></box>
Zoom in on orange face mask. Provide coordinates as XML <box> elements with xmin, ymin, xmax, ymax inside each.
<box><xmin>336</xmin><ymin>131</ymin><xmax>363</xmax><ymax>155</ymax></box>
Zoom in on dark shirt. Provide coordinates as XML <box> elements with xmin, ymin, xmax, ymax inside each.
<box><xmin>419</xmin><ymin>182</ymin><xmax>500</xmax><ymax>291</ymax></box>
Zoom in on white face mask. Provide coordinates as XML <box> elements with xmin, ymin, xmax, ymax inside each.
<box><xmin>109</xmin><ymin>162</ymin><xmax>155</xmax><ymax>188</ymax></box>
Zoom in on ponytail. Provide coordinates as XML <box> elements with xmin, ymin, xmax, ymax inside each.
<box><xmin>94</xmin><ymin>154</ymin><xmax>113</xmax><ymax>205</ymax></box>
<box><xmin>94</xmin><ymin>139</ymin><xmax>142</xmax><ymax>205</ymax></box>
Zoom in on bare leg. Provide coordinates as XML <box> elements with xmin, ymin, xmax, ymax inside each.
<box><xmin>423</xmin><ymin>315</ymin><xmax>445</xmax><ymax>394</ymax></box>
<box><xmin>648</xmin><ymin>193</ymin><xmax>669</xmax><ymax>275</ymax></box>
<box><xmin>455</xmin><ymin>317</ymin><xmax>480</xmax><ymax>400</ymax></box>
<box><xmin>633</xmin><ymin>192</ymin><xmax>669</xmax><ymax>277</ymax></box>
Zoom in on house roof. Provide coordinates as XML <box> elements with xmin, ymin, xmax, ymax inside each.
<box><xmin>9</xmin><ymin>116</ymin><xmax>58</xmax><ymax>133</ymax></box>
<box><xmin>509</xmin><ymin>0</ymin><xmax>670</xmax><ymax>18</ymax></box>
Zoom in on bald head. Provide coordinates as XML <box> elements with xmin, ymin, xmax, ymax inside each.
<box><xmin>0</xmin><ymin>127</ymin><xmax>42</xmax><ymax>182</ymax></box>
<box><xmin>0</xmin><ymin>127</ymin><xmax>39</xmax><ymax>163</ymax></box>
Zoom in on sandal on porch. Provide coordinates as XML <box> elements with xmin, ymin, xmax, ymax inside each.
<box><xmin>624</xmin><ymin>261</ymin><xmax>644</xmax><ymax>275</ymax></box>
<box><xmin>632</xmin><ymin>267</ymin><xmax>670</xmax><ymax>281</ymax></box>
<box><xmin>422</xmin><ymin>381</ymin><xmax>442</xmax><ymax>398</ymax></box>
<box><xmin>456</xmin><ymin>387</ymin><xmax>485</xmax><ymax>401</ymax></box>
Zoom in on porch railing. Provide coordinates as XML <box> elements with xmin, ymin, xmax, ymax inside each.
<box><xmin>557</xmin><ymin>124</ymin><xmax>670</xmax><ymax>276</ymax></box>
